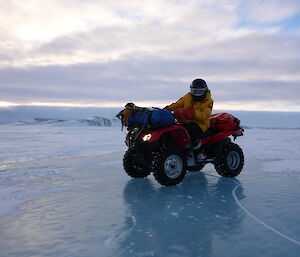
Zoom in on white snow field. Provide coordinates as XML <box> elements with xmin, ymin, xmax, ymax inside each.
<box><xmin>0</xmin><ymin>117</ymin><xmax>300</xmax><ymax>257</ymax></box>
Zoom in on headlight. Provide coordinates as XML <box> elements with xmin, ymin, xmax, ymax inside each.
<box><xmin>142</xmin><ymin>134</ymin><xmax>152</xmax><ymax>141</ymax></box>
<box><xmin>130</xmin><ymin>128</ymin><xmax>139</xmax><ymax>134</ymax></box>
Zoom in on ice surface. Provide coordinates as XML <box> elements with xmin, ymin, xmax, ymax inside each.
<box><xmin>0</xmin><ymin>123</ymin><xmax>124</xmax><ymax>163</ymax></box>
<box><xmin>0</xmin><ymin>122</ymin><xmax>300</xmax><ymax>257</ymax></box>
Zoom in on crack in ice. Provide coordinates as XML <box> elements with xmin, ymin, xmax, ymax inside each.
<box><xmin>232</xmin><ymin>183</ymin><xmax>300</xmax><ymax>247</ymax></box>
<box><xmin>203</xmin><ymin>172</ymin><xmax>300</xmax><ymax>246</ymax></box>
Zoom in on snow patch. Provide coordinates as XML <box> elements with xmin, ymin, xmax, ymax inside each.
<box><xmin>171</xmin><ymin>212</ymin><xmax>179</xmax><ymax>217</ymax></box>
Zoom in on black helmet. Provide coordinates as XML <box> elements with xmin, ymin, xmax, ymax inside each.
<box><xmin>190</xmin><ymin>79</ymin><xmax>208</xmax><ymax>97</ymax></box>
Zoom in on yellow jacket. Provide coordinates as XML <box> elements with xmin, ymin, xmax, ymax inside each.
<box><xmin>166</xmin><ymin>92</ymin><xmax>213</xmax><ymax>132</ymax></box>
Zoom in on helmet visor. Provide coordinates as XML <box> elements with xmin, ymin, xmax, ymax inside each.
<box><xmin>190</xmin><ymin>87</ymin><xmax>207</xmax><ymax>96</ymax></box>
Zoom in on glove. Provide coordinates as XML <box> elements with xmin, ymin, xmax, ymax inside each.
<box><xmin>174</xmin><ymin>106</ymin><xmax>195</xmax><ymax>123</ymax></box>
<box><xmin>174</xmin><ymin>109</ymin><xmax>184</xmax><ymax>122</ymax></box>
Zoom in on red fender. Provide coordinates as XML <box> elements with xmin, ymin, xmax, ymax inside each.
<box><xmin>143</xmin><ymin>125</ymin><xmax>191</xmax><ymax>148</ymax></box>
<box><xmin>201</xmin><ymin>129</ymin><xmax>243</xmax><ymax>145</ymax></box>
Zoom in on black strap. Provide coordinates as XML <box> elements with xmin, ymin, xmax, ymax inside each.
<box><xmin>147</xmin><ymin>111</ymin><xmax>153</xmax><ymax>126</ymax></box>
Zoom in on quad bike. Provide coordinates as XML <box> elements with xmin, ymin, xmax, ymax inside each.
<box><xmin>119</xmin><ymin>111</ymin><xmax>244</xmax><ymax>186</ymax></box>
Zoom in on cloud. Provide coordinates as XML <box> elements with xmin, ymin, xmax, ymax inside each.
<box><xmin>1</xmin><ymin>49</ymin><xmax>300</xmax><ymax>109</ymax></box>
<box><xmin>239</xmin><ymin>0</ymin><xmax>299</xmax><ymax>24</ymax></box>
<box><xmin>1</xmin><ymin>1</ymin><xmax>241</xmax><ymax>66</ymax></box>
<box><xmin>0</xmin><ymin>0</ymin><xmax>300</xmax><ymax>110</ymax></box>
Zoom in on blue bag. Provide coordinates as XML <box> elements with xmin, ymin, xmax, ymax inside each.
<box><xmin>151</xmin><ymin>109</ymin><xmax>175</xmax><ymax>127</ymax></box>
<box><xmin>128</xmin><ymin>109</ymin><xmax>175</xmax><ymax>128</ymax></box>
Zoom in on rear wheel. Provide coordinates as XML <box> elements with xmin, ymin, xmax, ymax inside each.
<box><xmin>214</xmin><ymin>143</ymin><xmax>244</xmax><ymax>177</ymax></box>
<box><xmin>123</xmin><ymin>150</ymin><xmax>151</xmax><ymax>178</ymax></box>
<box><xmin>152</xmin><ymin>148</ymin><xmax>186</xmax><ymax>186</ymax></box>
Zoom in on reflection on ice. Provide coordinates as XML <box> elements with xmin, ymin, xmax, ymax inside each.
<box><xmin>119</xmin><ymin>173</ymin><xmax>245</xmax><ymax>257</ymax></box>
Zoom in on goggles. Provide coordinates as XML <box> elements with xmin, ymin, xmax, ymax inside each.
<box><xmin>190</xmin><ymin>87</ymin><xmax>207</xmax><ymax>96</ymax></box>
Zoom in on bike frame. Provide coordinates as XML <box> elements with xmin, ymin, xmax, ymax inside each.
<box><xmin>140</xmin><ymin>124</ymin><xmax>243</xmax><ymax>148</ymax></box>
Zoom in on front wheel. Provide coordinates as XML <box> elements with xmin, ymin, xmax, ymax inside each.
<box><xmin>123</xmin><ymin>151</ymin><xmax>151</xmax><ymax>178</ymax></box>
<box><xmin>152</xmin><ymin>148</ymin><xmax>187</xmax><ymax>186</ymax></box>
<box><xmin>214</xmin><ymin>143</ymin><xmax>244</xmax><ymax>177</ymax></box>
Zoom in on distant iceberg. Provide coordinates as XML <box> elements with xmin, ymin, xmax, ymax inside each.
<box><xmin>14</xmin><ymin>116</ymin><xmax>121</xmax><ymax>127</ymax></box>
<box><xmin>15</xmin><ymin>118</ymin><xmax>66</xmax><ymax>125</ymax></box>
<box><xmin>78</xmin><ymin>116</ymin><xmax>113</xmax><ymax>127</ymax></box>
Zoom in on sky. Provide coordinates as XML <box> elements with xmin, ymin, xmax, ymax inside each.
<box><xmin>0</xmin><ymin>0</ymin><xmax>300</xmax><ymax>111</ymax></box>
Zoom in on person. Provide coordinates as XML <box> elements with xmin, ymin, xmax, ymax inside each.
<box><xmin>164</xmin><ymin>78</ymin><xmax>213</xmax><ymax>144</ymax></box>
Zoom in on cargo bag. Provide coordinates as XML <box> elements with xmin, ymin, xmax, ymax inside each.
<box><xmin>128</xmin><ymin>109</ymin><xmax>175</xmax><ymax>128</ymax></box>
<box><xmin>210</xmin><ymin>113</ymin><xmax>240</xmax><ymax>131</ymax></box>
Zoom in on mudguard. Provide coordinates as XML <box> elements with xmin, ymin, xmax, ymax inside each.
<box><xmin>143</xmin><ymin>125</ymin><xmax>191</xmax><ymax>148</ymax></box>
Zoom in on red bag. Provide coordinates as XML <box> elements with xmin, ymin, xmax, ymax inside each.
<box><xmin>210</xmin><ymin>113</ymin><xmax>240</xmax><ymax>131</ymax></box>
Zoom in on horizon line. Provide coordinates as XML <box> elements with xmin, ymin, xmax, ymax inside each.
<box><xmin>1</xmin><ymin>101</ymin><xmax>300</xmax><ymax>113</ymax></box>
